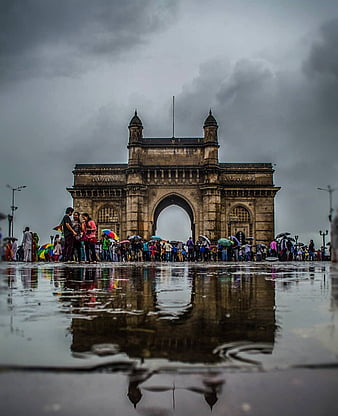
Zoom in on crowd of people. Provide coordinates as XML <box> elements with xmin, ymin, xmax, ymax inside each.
<box><xmin>0</xmin><ymin>206</ymin><xmax>333</xmax><ymax>263</ymax></box>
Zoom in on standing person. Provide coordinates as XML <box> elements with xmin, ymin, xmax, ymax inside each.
<box><xmin>61</xmin><ymin>207</ymin><xmax>76</xmax><ymax>262</ymax></box>
<box><xmin>256</xmin><ymin>244</ymin><xmax>263</xmax><ymax>261</ymax></box>
<box><xmin>22</xmin><ymin>227</ymin><xmax>33</xmax><ymax>262</ymax></box>
<box><xmin>221</xmin><ymin>245</ymin><xmax>228</xmax><ymax>261</ymax></box>
<box><xmin>32</xmin><ymin>232</ymin><xmax>39</xmax><ymax>262</ymax></box>
<box><xmin>163</xmin><ymin>241</ymin><xmax>172</xmax><ymax>261</ymax></box>
<box><xmin>101</xmin><ymin>234</ymin><xmax>111</xmax><ymax>261</ymax></box>
<box><xmin>149</xmin><ymin>242</ymin><xmax>156</xmax><ymax>262</ymax></box>
<box><xmin>12</xmin><ymin>238</ymin><xmax>18</xmax><ymax>261</ymax></box>
<box><xmin>230</xmin><ymin>237</ymin><xmax>240</xmax><ymax>261</ymax></box>
<box><xmin>186</xmin><ymin>237</ymin><xmax>194</xmax><ymax>261</ymax></box>
<box><xmin>81</xmin><ymin>213</ymin><xmax>97</xmax><ymax>263</ymax></box>
<box><xmin>72</xmin><ymin>211</ymin><xmax>83</xmax><ymax>263</ymax></box>
<box><xmin>53</xmin><ymin>234</ymin><xmax>62</xmax><ymax>262</ymax></box>
<box><xmin>143</xmin><ymin>240</ymin><xmax>149</xmax><ymax>262</ymax></box>
<box><xmin>331</xmin><ymin>208</ymin><xmax>338</xmax><ymax>263</ymax></box>
<box><xmin>269</xmin><ymin>239</ymin><xmax>278</xmax><ymax>257</ymax></box>
<box><xmin>308</xmin><ymin>239</ymin><xmax>315</xmax><ymax>261</ymax></box>
<box><xmin>279</xmin><ymin>237</ymin><xmax>288</xmax><ymax>261</ymax></box>
<box><xmin>5</xmin><ymin>240</ymin><xmax>13</xmax><ymax>261</ymax></box>
<box><xmin>244</xmin><ymin>243</ymin><xmax>251</xmax><ymax>261</ymax></box>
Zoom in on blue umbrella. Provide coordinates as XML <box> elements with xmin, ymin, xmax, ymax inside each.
<box><xmin>151</xmin><ymin>236</ymin><xmax>162</xmax><ymax>240</ymax></box>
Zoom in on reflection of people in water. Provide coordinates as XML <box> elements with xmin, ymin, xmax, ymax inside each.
<box><xmin>127</xmin><ymin>380</ymin><xmax>143</xmax><ymax>408</ymax></box>
<box><xmin>20</xmin><ymin>267</ymin><xmax>38</xmax><ymax>289</ymax></box>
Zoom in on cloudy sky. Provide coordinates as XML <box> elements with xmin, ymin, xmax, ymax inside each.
<box><xmin>1</xmin><ymin>0</ymin><xmax>338</xmax><ymax>246</ymax></box>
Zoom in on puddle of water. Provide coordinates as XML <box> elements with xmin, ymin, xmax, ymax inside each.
<box><xmin>0</xmin><ymin>262</ymin><xmax>337</xmax><ymax>372</ymax></box>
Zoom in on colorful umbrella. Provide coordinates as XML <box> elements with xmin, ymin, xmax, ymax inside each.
<box><xmin>38</xmin><ymin>243</ymin><xmax>54</xmax><ymax>259</ymax></box>
<box><xmin>39</xmin><ymin>243</ymin><xmax>54</xmax><ymax>250</ymax></box>
<box><xmin>217</xmin><ymin>238</ymin><xmax>233</xmax><ymax>247</ymax></box>
<box><xmin>53</xmin><ymin>225</ymin><xmax>63</xmax><ymax>232</ymax></box>
<box><xmin>102</xmin><ymin>229</ymin><xmax>119</xmax><ymax>240</ymax></box>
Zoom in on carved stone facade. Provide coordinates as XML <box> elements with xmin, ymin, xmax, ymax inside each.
<box><xmin>68</xmin><ymin>110</ymin><xmax>280</xmax><ymax>244</ymax></box>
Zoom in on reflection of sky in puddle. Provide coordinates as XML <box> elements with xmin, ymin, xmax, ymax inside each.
<box><xmin>155</xmin><ymin>265</ymin><xmax>192</xmax><ymax>318</ymax></box>
<box><xmin>0</xmin><ymin>262</ymin><xmax>337</xmax><ymax>372</ymax></box>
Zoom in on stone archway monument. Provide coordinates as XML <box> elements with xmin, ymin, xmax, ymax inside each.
<box><xmin>68</xmin><ymin>110</ymin><xmax>280</xmax><ymax>244</ymax></box>
<box><xmin>152</xmin><ymin>194</ymin><xmax>195</xmax><ymax>239</ymax></box>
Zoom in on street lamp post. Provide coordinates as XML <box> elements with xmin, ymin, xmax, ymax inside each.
<box><xmin>319</xmin><ymin>230</ymin><xmax>328</xmax><ymax>260</ymax></box>
<box><xmin>317</xmin><ymin>185</ymin><xmax>337</xmax><ymax>222</ymax></box>
<box><xmin>6</xmin><ymin>184</ymin><xmax>27</xmax><ymax>237</ymax></box>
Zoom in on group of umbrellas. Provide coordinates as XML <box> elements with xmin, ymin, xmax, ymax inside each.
<box><xmin>103</xmin><ymin>233</ymin><xmax>250</xmax><ymax>247</ymax></box>
<box><xmin>199</xmin><ymin>235</ymin><xmax>244</xmax><ymax>247</ymax></box>
<box><xmin>275</xmin><ymin>232</ymin><xmax>299</xmax><ymax>243</ymax></box>
<box><xmin>274</xmin><ymin>232</ymin><xmax>315</xmax><ymax>247</ymax></box>
<box><xmin>105</xmin><ymin>232</ymin><xmax>163</xmax><ymax>245</ymax></box>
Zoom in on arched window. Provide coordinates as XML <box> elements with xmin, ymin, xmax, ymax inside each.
<box><xmin>97</xmin><ymin>205</ymin><xmax>120</xmax><ymax>236</ymax></box>
<box><xmin>229</xmin><ymin>206</ymin><xmax>250</xmax><ymax>222</ymax></box>
<box><xmin>98</xmin><ymin>206</ymin><xmax>118</xmax><ymax>223</ymax></box>
<box><xmin>228</xmin><ymin>206</ymin><xmax>252</xmax><ymax>238</ymax></box>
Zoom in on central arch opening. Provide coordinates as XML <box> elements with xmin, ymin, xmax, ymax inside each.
<box><xmin>153</xmin><ymin>195</ymin><xmax>194</xmax><ymax>242</ymax></box>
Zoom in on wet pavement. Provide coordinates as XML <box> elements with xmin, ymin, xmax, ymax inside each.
<box><xmin>1</xmin><ymin>261</ymin><xmax>338</xmax><ymax>414</ymax></box>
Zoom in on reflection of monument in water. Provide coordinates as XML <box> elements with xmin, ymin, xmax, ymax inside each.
<box><xmin>67</xmin><ymin>265</ymin><xmax>276</xmax><ymax>363</ymax></box>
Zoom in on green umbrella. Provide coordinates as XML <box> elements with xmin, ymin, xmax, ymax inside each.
<box><xmin>217</xmin><ymin>238</ymin><xmax>233</xmax><ymax>247</ymax></box>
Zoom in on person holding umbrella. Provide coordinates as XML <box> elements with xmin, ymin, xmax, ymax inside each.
<box><xmin>230</xmin><ymin>236</ymin><xmax>240</xmax><ymax>261</ymax></box>
<box><xmin>217</xmin><ymin>238</ymin><xmax>233</xmax><ymax>262</ymax></box>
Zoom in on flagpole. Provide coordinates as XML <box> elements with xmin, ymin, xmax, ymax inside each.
<box><xmin>172</xmin><ymin>96</ymin><xmax>175</xmax><ymax>138</ymax></box>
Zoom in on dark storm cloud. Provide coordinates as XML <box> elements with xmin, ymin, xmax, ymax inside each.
<box><xmin>302</xmin><ymin>18</ymin><xmax>338</xmax><ymax>125</ymax></box>
<box><xmin>173</xmin><ymin>19</ymin><xmax>338</xmax><ymax>235</ymax></box>
<box><xmin>56</xmin><ymin>103</ymin><xmax>129</xmax><ymax>165</ymax></box>
<box><xmin>305</xmin><ymin>18</ymin><xmax>338</xmax><ymax>79</ymax></box>
<box><xmin>0</xmin><ymin>0</ymin><xmax>178</xmax><ymax>81</ymax></box>
<box><xmin>175</xmin><ymin>25</ymin><xmax>338</xmax><ymax>162</ymax></box>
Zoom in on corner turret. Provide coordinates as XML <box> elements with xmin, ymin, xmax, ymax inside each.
<box><xmin>203</xmin><ymin>109</ymin><xmax>218</xmax><ymax>143</ymax></box>
<box><xmin>128</xmin><ymin>110</ymin><xmax>143</xmax><ymax>143</ymax></box>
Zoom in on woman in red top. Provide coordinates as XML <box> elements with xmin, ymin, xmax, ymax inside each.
<box><xmin>81</xmin><ymin>213</ymin><xmax>97</xmax><ymax>263</ymax></box>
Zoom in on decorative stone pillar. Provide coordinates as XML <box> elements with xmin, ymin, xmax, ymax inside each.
<box><xmin>125</xmin><ymin>185</ymin><xmax>147</xmax><ymax>238</ymax></box>
<box><xmin>200</xmin><ymin>185</ymin><xmax>221</xmax><ymax>241</ymax></box>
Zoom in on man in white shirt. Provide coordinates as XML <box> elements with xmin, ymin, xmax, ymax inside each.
<box><xmin>22</xmin><ymin>227</ymin><xmax>33</xmax><ymax>262</ymax></box>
